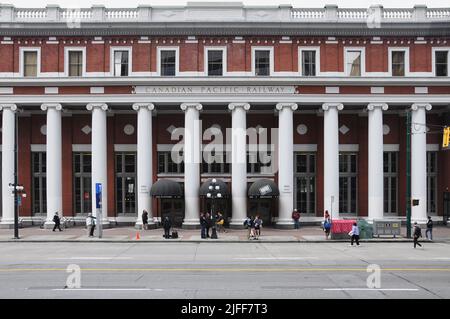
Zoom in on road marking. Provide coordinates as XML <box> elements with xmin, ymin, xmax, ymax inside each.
<box><xmin>47</xmin><ymin>257</ymin><xmax>133</xmax><ymax>260</ymax></box>
<box><xmin>233</xmin><ymin>257</ymin><xmax>318</xmax><ymax>260</ymax></box>
<box><xmin>324</xmin><ymin>288</ymin><xmax>419</xmax><ymax>291</ymax></box>
<box><xmin>1</xmin><ymin>267</ymin><xmax>450</xmax><ymax>273</ymax></box>
<box><xmin>52</xmin><ymin>288</ymin><xmax>161</xmax><ymax>291</ymax></box>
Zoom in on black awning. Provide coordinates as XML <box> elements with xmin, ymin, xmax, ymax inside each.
<box><xmin>199</xmin><ymin>179</ymin><xmax>230</xmax><ymax>197</ymax></box>
<box><xmin>150</xmin><ymin>179</ymin><xmax>183</xmax><ymax>198</ymax></box>
<box><xmin>248</xmin><ymin>179</ymin><xmax>279</xmax><ymax>198</ymax></box>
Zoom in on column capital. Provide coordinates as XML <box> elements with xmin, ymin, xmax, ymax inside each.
<box><xmin>276</xmin><ymin>103</ymin><xmax>298</xmax><ymax>111</ymax></box>
<box><xmin>367</xmin><ymin>103</ymin><xmax>388</xmax><ymax>111</ymax></box>
<box><xmin>0</xmin><ymin>104</ymin><xmax>17</xmax><ymax>112</ymax></box>
<box><xmin>322</xmin><ymin>103</ymin><xmax>344</xmax><ymax>111</ymax></box>
<box><xmin>41</xmin><ymin>103</ymin><xmax>62</xmax><ymax>111</ymax></box>
<box><xmin>86</xmin><ymin>103</ymin><xmax>108</xmax><ymax>111</ymax></box>
<box><xmin>132</xmin><ymin>103</ymin><xmax>154</xmax><ymax>111</ymax></box>
<box><xmin>411</xmin><ymin>103</ymin><xmax>432</xmax><ymax>111</ymax></box>
<box><xmin>228</xmin><ymin>103</ymin><xmax>250</xmax><ymax>111</ymax></box>
<box><xmin>181</xmin><ymin>103</ymin><xmax>202</xmax><ymax>111</ymax></box>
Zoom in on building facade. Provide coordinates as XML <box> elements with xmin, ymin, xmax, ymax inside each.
<box><xmin>0</xmin><ymin>3</ymin><xmax>449</xmax><ymax>228</ymax></box>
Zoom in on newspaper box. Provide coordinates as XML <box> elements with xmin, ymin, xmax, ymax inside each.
<box><xmin>373</xmin><ymin>220</ymin><xmax>401</xmax><ymax>238</ymax></box>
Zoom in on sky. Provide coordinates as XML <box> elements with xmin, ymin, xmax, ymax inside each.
<box><xmin>4</xmin><ymin>0</ymin><xmax>450</xmax><ymax>9</ymax></box>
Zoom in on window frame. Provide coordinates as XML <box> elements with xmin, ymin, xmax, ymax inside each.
<box><xmin>157</xmin><ymin>47</ymin><xmax>179</xmax><ymax>76</ymax></box>
<box><xmin>294</xmin><ymin>152</ymin><xmax>316</xmax><ymax>215</ymax></box>
<box><xmin>344</xmin><ymin>47</ymin><xmax>366</xmax><ymax>77</ymax></box>
<box><xmin>426</xmin><ymin>151</ymin><xmax>438</xmax><ymax>215</ymax></box>
<box><xmin>20</xmin><ymin>47</ymin><xmax>41</xmax><ymax>77</ymax></box>
<box><xmin>432</xmin><ymin>48</ymin><xmax>450</xmax><ymax>77</ymax></box>
<box><xmin>298</xmin><ymin>47</ymin><xmax>320</xmax><ymax>77</ymax></box>
<box><xmin>31</xmin><ymin>152</ymin><xmax>47</xmax><ymax>216</ymax></box>
<box><xmin>338</xmin><ymin>152</ymin><xmax>358</xmax><ymax>215</ymax></box>
<box><xmin>204</xmin><ymin>46</ymin><xmax>227</xmax><ymax>76</ymax></box>
<box><xmin>251</xmin><ymin>46</ymin><xmax>274</xmax><ymax>76</ymax></box>
<box><xmin>64</xmin><ymin>47</ymin><xmax>86</xmax><ymax>77</ymax></box>
<box><xmin>73</xmin><ymin>152</ymin><xmax>92</xmax><ymax>215</ymax></box>
<box><xmin>110</xmin><ymin>46</ymin><xmax>132</xmax><ymax>77</ymax></box>
<box><xmin>383</xmin><ymin>152</ymin><xmax>398</xmax><ymax>215</ymax></box>
<box><xmin>388</xmin><ymin>47</ymin><xmax>410</xmax><ymax>76</ymax></box>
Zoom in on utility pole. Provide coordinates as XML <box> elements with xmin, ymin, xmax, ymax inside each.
<box><xmin>406</xmin><ymin>110</ymin><xmax>411</xmax><ymax>238</ymax></box>
<box><xmin>13</xmin><ymin>111</ymin><xmax>19</xmax><ymax>239</ymax></box>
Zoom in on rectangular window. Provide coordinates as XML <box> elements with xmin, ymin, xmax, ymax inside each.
<box><xmin>247</xmin><ymin>151</ymin><xmax>272</xmax><ymax>174</ymax></box>
<box><xmin>115</xmin><ymin>153</ymin><xmax>136</xmax><ymax>215</ymax></box>
<box><xmin>207</xmin><ymin>50</ymin><xmax>223</xmax><ymax>76</ymax></box>
<box><xmin>254</xmin><ymin>50</ymin><xmax>270</xmax><ymax>76</ymax></box>
<box><xmin>160</xmin><ymin>50</ymin><xmax>176</xmax><ymax>76</ymax></box>
<box><xmin>113</xmin><ymin>50</ymin><xmax>129</xmax><ymax>76</ymax></box>
<box><xmin>383</xmin><ymin>152</ymin><xmax>398</xmax><ymax>214</ymax></box>
<box><xmin>435</xmin><ymin>51</ymin><xmax>448</xmax><ymax>76</ymax></box>
<box><xmin>23</xmin><ymin>51</ymin><xmax>38</xmax><ymax>77</ymax></box>
<box><xmin>32</xmin><ymin>152</ymin><xmax>46</xmax><ymax>215</ymax></box>
<box><xmin>346</xmin><ymin>50</ymin><xmax>361</xmax><ymax>76</ymax></box>
<box><xmin>73</xmin><ymin>152</ymin><xmax>92</xmax><ymax>215</ymax></box>
<box><xmin>68</xmin><ymin>51</ymin><xmax>83</xmax><ymax>77</ymax></box>
<box><xmin>392</xmin><ymin>51</ymin><xmax>405</xmax><ymax>76</ymax></box>
<box><xmin>157</xmin><ymin>152</ymin><xmax>184</xmax><ymax>174</ymax></box>
<box><xmin>301</xmin><ymin>51</ymin><xmax>316</xmax><ymax>76</ymax></box>
<box><xmin>295</xmin><ymin>153</ymin><xmax>316</xmax><ymax>214</ymax></box>
<box><xmin>427</xmin><ymin>151</ymin><xmax>438</xmax><ymax>215</ymax></box>
<box><xmin>339</xmin><ymin>153</ymin><xmax>358</xmax><ymax>214</ymax></box>
<box><xmin>202</xmin><ymin>151</ymin><xmax>229</xmax><ymax>174</ymax></box>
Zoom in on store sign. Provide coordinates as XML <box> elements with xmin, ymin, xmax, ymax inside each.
<box><xmin>134</xmin><ymin>86</ymin><xmax>295</xmax><ymax>95</ymax></box>
<box><xmin>259</xmin><ymin>185</ymin><xmax>272</xmax><ymax>195</ymax></box>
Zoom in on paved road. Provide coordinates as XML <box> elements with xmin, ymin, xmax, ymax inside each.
<box><xmin>0</xmin><ymin>242</ymin><xmax>449</xmax><ymax>299</ymax></box>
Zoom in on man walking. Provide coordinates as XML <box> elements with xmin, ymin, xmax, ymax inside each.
<box><xmin>413</xmin><ymin>222</ymin><xmax>423</xmax><ymax>248</ymax></box>
<box><xmin>426</xmin><ymin>216</ymin><xmax>433</xmax><ymax>241</ymax></box>
<box><xmin>142</xmin><ymin>210</ymin><xmax>149</xmax><ymax>230</ymax></box>
<box><xmin>86</xmin><ymin>213</ymin><xmax>96</xmax><ymax>237</ymax></box>
<box><xmin>52</xmin><ymin>212</ymin><xmax>62</xmax><ymax>232</ymax></box>
<box><xmin>349</xmin><ymin>222</ymin><xmax>360</xmax><ymax>246</ymax></box>
<box><xmin>292</xmin><ymin>209</ymin><xmax>300</xmax><ymax>229</ymax></box>
<box><xmin>200</xmin><ymin>213</ymin><xmax>208</xmax><ymax>239</ymax></box>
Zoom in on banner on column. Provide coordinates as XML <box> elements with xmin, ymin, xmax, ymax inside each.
<box><xmin>95</xmin><ymin>183</ymin><xmax>102</xmax><ymax>209</ymax></box>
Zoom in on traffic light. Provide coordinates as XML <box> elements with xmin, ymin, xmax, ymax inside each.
<box><xmin>443</xmin><ymin>127</ymin><xmax>450</xmax><ymax>148</ymax></box>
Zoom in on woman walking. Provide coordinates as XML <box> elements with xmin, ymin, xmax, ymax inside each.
<box><xmin>323</xmin><ymin>210</ymin><xmax>332</xmax><ymax>240</ymax></box>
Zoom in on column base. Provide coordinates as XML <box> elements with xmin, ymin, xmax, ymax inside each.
<box><xmin>135</xmin><ymin>221</ymin><xmax>156</xmax><ymax>230</ymax></box>
<box><xmin>0</xmin><ymin>221</ymin><xmax>15</xmax><ymax>229</ymax></box>
<box><xmin>43</xmin><ymin>221</ymin><xmax>56</xmax><ymax>229</ymax></box>
<box><xmin>275</xmin><ymin>220</ymin><xmax>295</xmax><ymax>229</ymax></box>
<box><xmin>182</xmin><ymin>221</ymin><xmax>200</xmax><ymax>229</ymax></box>
<box><xmin>229</xmin><ymin>220</ymin><xmax>246</xmax><ymax>229</ymax></box>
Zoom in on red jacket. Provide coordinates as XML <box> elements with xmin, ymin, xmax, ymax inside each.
<box><xmin>292</xmin><ymin>211</ymin><xmax>300</xmax><ymax>220</ymax></box>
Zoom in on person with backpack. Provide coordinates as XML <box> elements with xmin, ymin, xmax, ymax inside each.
<box><xmin>292</xmin><ymin>209</ymin><xmax>301</xmax><ymax>229</ymax></box>
<box><xmin>244</xmin><ymin>216</ymin><xmax>254</xmax><ymax>240</ymax></box>
<box><xmin>52</xmin><ymin>212</ymin><xmax>62</xmax><ymax>232</ymax></box>
<box><xmin>413</xmin><ymin>222</ymin><xmax>423</xmax><ymax>248</ymax></box>
<box><xmin>254</xmin><ymin>215</ymin><xmax>263</xmax><ymax>239</ymax></box>
<box><xmin>200</xmin><ymin>213</ymin><xmax>208</xmax><ymax>239</ymax></box>
<box><xmin>142</xmin><ymin>210</ymin><xmax>149</xmax><ymax>230</ymax></box>
<box><xmin>323</xmin><ymin>210</ymin><xmax>332</xmax><ymax>240</ymax></box>
<box><xmin>426</xmin><ymin>216</ymin><xmax>433</xmax><ymax>241</ymax></box>
<box><xmin>86</xmin><ymin>213</ymin><xmax>96</xmax><ymax>237</ymax></box>
<box><xmin>162</xmin><ymin>216</ymin><xmax>172</xmax><ymax>239</ymax></box>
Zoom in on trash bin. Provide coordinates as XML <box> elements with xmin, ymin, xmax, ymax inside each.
<box><xmin>357</xmin><ymin>219</ymin><xmax>373</xmax><ymax>239</ymax></box>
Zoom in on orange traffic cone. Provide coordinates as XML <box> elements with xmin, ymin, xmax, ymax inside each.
<box><xmin>135</xmin><ymin>231</ymin><xmax>140</xmax><ymax>240</ymax></box>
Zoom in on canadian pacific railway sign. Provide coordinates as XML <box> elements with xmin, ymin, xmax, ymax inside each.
<box><xmin>133</xmin><ymin>86</ymin><xmax>296</xmax><ymax>95</ymax></box>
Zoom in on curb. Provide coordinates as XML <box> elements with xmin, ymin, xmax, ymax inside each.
<box><xmin>0</xmin><ymin>239</ymin><xmax>448</xmax><ymax>244</ymax></box>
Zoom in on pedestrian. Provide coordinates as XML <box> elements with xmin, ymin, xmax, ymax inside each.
<box><xmin>243</xmin><ymin>216</ymin><xmax>254</xmax><ymax>239</ymax></box>
<box><xmin>162</xmin><ymin>216</ymin><xmax>171</xmax><ymax>239</ymax></box>
<box><xmin>216</xmin><ymin>212</ymin><xmax>226</xmax><ymax>233</ymax></box>
<box><xmin>205</xmin><ymin>212</ymin><xmax>211</xmax><ymax>238</ymax></box>
<box><xmin>349</xmin><ymin>222</ymin><xmax>360</xmax><ymax>246</ymax></box>
<box><xmin>200</xmin><ymin>213</ymin><xmax>208</xmax><ymax>239</ymax></box>
<box><xmin>142</xmin><ymin>210</ymin><xmax>149</xmax><ymax>230</ymax></box>
<box><xmin>413</xmin><ymin>222</ymin><xmax>423</xmax><ymax>248</ymax></box>
<box><xmin>292</xmin><ymin>209</ymin><xmax>301</xmax><ymax>229</ymax></box>
<box><xmin>86</xmin><ymin>213</ymin><xmax>96</xmax><ymax>237</ymax></box>
<box><xmin>323</xmin><ymin>210</ymin><xmax>332</xmax><ymax>240</ymax></box>
<box><xmin>52</xmin><ymin>212</ymin><xmax>62</xmax><ymax>232</ymax></box>
<box><xmin>426</xmin><ymin>216</ymin><xmax>433</xmax><ymax>241</ymax></box>
<box><xmin>254</xmin><ymin>215</ymin><xmax>263</xmax><ymax>239</ymax></box>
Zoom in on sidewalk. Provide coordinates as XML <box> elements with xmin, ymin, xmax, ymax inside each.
<box><xmin>0</xmin><ymin>225</ymin><xmax>449</xmax><ymax>243</ymax></box>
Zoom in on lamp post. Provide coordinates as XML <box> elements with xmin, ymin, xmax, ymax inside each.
<box><xmin>206</xmin><ymin>178</ymin><xmax>222</xmax><ymax>239</ymax></box>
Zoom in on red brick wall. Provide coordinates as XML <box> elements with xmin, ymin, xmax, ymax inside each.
<box><xmin>18</xmin><ymin>117</ymin><xmax>32</xmax><ymax>216</ymax></box>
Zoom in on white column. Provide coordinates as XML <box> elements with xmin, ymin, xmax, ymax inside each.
<box><xmin>41</xmin><ymin>104</ymin><xmax>63</xmax><ymax>227</ymax></box>
<box><xmin>411</xmin><ymin>103</ymin><xmax>432</xmax><ymax>223</ymax></box>
<box><xmin>132</xmin><ymin>103</ymin><xmax>155</xmax><ymax>229</ymax></box>
<box><xmin>86</xmin><ymin>103</ymin><xmax>109</xmax><ymax>226</ymax></box>
<box><xmin>181</xmin><ymin>103</ymin><xmax>202</xmax><ymax>228</ymax></box>
<box><xmin>228</xmin><ymin>103</ymin><xmax>250</xmax><ymax>228</ymax></box>
<box><xmin>276</xmin><ymin>103</ymin><xmax>297</xmax><ymax>228</ymax></box>
<box><xmin>0</xmin><ymin>104</ymin><xmax>17</xmax><ymax>228</ymax></box>
<box><xmin>322</xmin><ymin>103</ymin><xmax>343</xmax><ymax>219</ymax></box>
<box><xmin>367</xmin><ymin>103</ymin><xmax>388</xmax><ymax>221</ymax></box>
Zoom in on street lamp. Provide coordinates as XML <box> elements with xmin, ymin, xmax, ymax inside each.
<box><xmin>206</xmin><ymin>178</ymin><xmax>221</xmax><ymax>239</ymax></box>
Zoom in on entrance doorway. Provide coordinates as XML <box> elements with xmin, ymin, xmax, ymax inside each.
<box><xmin>115</xmin><ymin>153</ymin><xmax>137</xmax><ymax>215</ymax></box>
<box><xmin>249</xmin><ymin>199</ymin><xmax>273</xmax><ymax>226</ymax></box>
<box><xmin>160</xmin><ymin>199</ymin><xmax>184</xmax><ymax>227</ymax></box>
